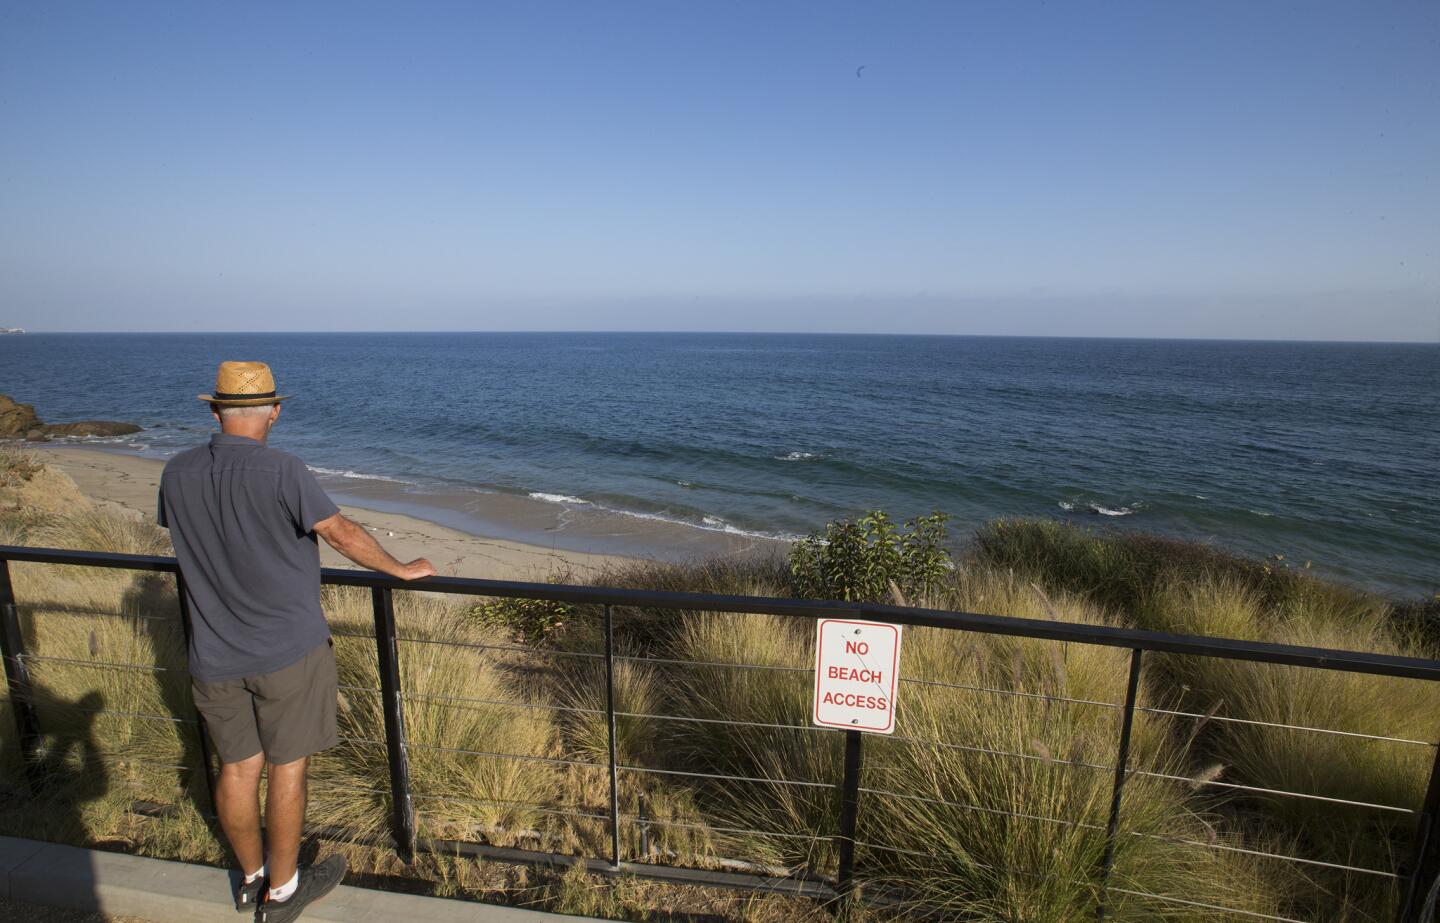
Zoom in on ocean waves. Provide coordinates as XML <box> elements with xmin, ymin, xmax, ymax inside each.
<box><xmin>527</xmin><ymin>491</ymin><xmax>588</xmax><ymax>505</ymax></box>
<box><xmin>7</xmin><ymin>331</ymin><xmax>1436</xmax><ymax>595</ymax></box>
<box><xmin>1057</xmin><ymin>499</ymin><xmax>1139</xmax><ymax>517</ymax></box>
<box><xmin>523</xmin><ymin>488</ymin><xmax>802</xmax><ymax>542</ymax></box>
<box><xmin>308</xmin><ymin>466</ymin><xmax>414</xmax><ymax>485</ymax></box>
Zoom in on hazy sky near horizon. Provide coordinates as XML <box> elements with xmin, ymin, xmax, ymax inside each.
<box><xmin>2</xmin><ymin>1</ymin><xmax>1437</xmax><ymax>341</ymax></box>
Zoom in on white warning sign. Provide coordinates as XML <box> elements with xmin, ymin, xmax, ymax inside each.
<box><xmin>812</xmin><ymin>618</ymin><xmax>903</xmax><ymax>734</ymax></box>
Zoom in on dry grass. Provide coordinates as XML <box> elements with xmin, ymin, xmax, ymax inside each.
<box><xmin>645</xmin><ymin>571</ymin><xmax>1287</xmax><ymax>920</ymax></box>
<box><xmin>307</xmin><ymin>586</ymin><xmax>565</xmax><ymax>848</ymax></box>
<box><xmin>971</xmin><ymin>519</ymin><xmax>1440</xmax><ymax>921</ymax></box>
<box><xmin>0</xmin><ymin>447</ymin><xmax>44</xmax><ymax>485</ymax></box>
<box><xmin>1</xmin><ymin>455</ymin><xmax>1434</xmax><ymax>921</ymax></box>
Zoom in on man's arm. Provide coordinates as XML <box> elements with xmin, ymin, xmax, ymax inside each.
<box><xmin>312</xmin><ymin>513</ymin><xmax>436</xmax><ymax>581</ymax></box>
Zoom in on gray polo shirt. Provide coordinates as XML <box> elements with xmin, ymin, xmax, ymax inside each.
<box><xmin>157</xmin><ymin>433</ymin><xmax>340</xmax><ymax>682</ymax></box>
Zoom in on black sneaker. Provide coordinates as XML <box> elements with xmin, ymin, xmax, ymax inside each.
<box><xmin>236</xmin><ymin>874</ymin><xmax>266</xmax><ymax>913</ymax></box>
<box><xmin>256</xmin><ymin>854</ymin><xmax>347</xmax><ymax>923</ymax></box>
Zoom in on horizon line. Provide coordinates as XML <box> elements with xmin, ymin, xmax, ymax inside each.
<box><xmin>5</xmin><ymin>330</ymin><xmax>1437</xmax><ymax>346</ymax></box>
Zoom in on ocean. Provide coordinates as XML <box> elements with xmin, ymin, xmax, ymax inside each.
<box><xmin>2</xmin><ymin>332</ymin><xmax>1435</xmax><ymax>596</ymax></box>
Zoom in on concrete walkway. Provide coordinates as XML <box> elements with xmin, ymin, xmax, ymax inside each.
<box><xmin>0</xmin><ymin>836</ymin><xmax>601</xmax><ymax>923</ymax></box>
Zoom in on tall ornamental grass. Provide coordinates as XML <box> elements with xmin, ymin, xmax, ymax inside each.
<box><xmin>973</xmin><ymin>518</ymin><xmax>1440</xmax><ymax>921</ymax></box>
<box><xmin>646</xmin><ymin>566</ymin><xmax>1286</xmax><ymax>920</ymax></box>
<box><xmin>308</xmin><ymin>586</ymin><xmax>564</xmax><ymax>850</ymax></box>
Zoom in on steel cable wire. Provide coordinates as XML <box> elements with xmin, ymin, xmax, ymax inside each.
<box><xmin>1128</xmin><ymin>830</ymin><xmax>1398</xmax><ymax>878</ymax></box>
<box><xmin>393</xmin><ymin>635</ymin><xmax>603</xmax><ymax>660</ymax></box>
<box><xmin>19</xmin><ymin>607</ymin><xmax>179</xmax><ymax>625</ymax></box>
<box><xmin>343</xmin><ymin>680</ymin><xmax>605</xmax><ymax>715</ymax></box>
<box><xmin>614</xmin><ymin>710</ymin><xmax>827</xmax><ymax>733</ymax></box>
<box><xmin>899</xmin><ymin>675</ymin><xmax>1120</xmax><ymax>709</ymax></box>
<box><xmin>402</xmin><ymin>689</ymin><xmax>604</xmax><ymax>715</ymax></box>
<box><xmin>617</xmin><ymin>764</ymin><xmax>835</xmax><ymax>789</ymax></box>
<box><xmin>855</xmin><ymin>839</ymin><xmax>1004</xmax><ymax>873</ymax></box>
<box><xmin>413</xmin><ymin>794</ymin><xmax>611</xmax><ymax>824</ymax></box>
<box><xmin>857</xmin><ymin>785</ymin><xmax>1106</xmax><ymax>831</ymax></box>
<box><xmin>409</xmin><ymin>790</ymin><xmax>603</xmax><ymax>817</ymax></box>
<box><xmin>21</xmin><ymin>654</ymin><xmax>175</xmax><ymax>673</ymax></box>
<box><xmin>1129</xmin><ymin>767</ymin><xmax>1416</xmax><ymax>813</ymax></box>
<box><xmin>1136</xmin><ymin>704</ymin><xmax>1436</xmax><ymax>748</ymax></box>
<box><xmin>1109</xmin><ymin>887</ymin><xmax>1311</xmax><ymax>923</ymax></box>
<box><xmin>613</xmin><ymin>653</ymin><xmax>809</xmax><ymax>674</ymax></box>
<box><xmin>35</xmin><ymin>702</ymin><xmax>197</xmax><ymax>726</ymax></box>
<box><xmin>887</xmin><ymin>732</ymin><xmax>1113</xmax><ymax>773</ymax></box>
<box><xmin>620</xmin><ymin>814</ymin><xmax>828</xmax><ymax>842</ymax></box>
<box><xmin>335</xmin><ymin>735</ymin><xmax>606</xmax><ymax>769</ymax></box>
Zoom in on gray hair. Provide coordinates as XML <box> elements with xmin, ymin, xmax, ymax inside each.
<box><xmin>215</xmin><ymin>403</ymin><xmax>276</xmax><ymax>420</ymax></box>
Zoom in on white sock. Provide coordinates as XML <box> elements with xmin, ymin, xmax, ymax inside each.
<box><xmin>244</xmin><ymin>863</ymin><xmax>267</xmax><ymax>884</ymax></box>
<box><xmin>267</xmin><ymin>870</ymin><xmax>299</xmax><ymax>903</ymax></box>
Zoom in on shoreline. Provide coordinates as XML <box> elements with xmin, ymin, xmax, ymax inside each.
<box><xmin>34</xmin><ymin>441</ymin><xmax>792</xmax><ymax>565</ymax></box>
<box><xmin>24</xmin><ymin>445</ymin><xmax>687</xmax><ymax>582</ymax></box>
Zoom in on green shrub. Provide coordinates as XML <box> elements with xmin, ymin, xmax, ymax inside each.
<box><xmin>468</xmin><ymin>596</ymin><xmax>573</xmax><ymax>645</ymax></box>
<box><xmin>969</xmin><ymin>518</ymin><xmax>1388</xmax><ymax>630</ymax></box>
<box><xmin>789</xmin><ymin>510</ymin><xmax>951</xmax><ymax>603</ymax></box>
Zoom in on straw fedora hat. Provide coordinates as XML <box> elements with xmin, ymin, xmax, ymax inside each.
<box><xmin>198</xmin><ymin>361</ymin><xmax>290</xmax><ymax>407</ymax></box>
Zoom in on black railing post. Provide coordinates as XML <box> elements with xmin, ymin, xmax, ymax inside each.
<box><xmin>835</xmin><ymin>728</ymin><xmax>864</xmax><ymax>912</ymax></box>
<box><xmin>604</xmin><ymin>603</ymin><xmax>622</xmax><ymax>870</ymax></box>
<box><xmin>0</xmin><ymin>559</ymin><xmax>43</xmax><ymax>790</ymax></box>
<box><xmin>1097</xmin><ymin>648</ymin><xmax>1143</xmax><ymax>920</ymax></box>
<box><xmin>1399</xmin><ymin>742</ymin><xmax>1440</xmax><ymax>923</ymax></box>
<box><xmin>372</xmin><ymin>586</ymin><xmax>417</xmax><ymax>862</ymax></box>
<box><xmin>173</xmin><ymin>574</ymin><xmax>219</xmax><ymax>811</ymax></box>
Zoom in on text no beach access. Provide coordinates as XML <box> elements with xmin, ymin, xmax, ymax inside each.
<box><xmin>812</xmin><ymin>618</ymin><xmax>903</xmax><ymax>734</ymax></box>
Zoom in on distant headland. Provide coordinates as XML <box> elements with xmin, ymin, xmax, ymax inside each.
<box><xmin>0</xmin><ymin>327</ymin><xmax>25</xmax><ymax>335</ymax></box>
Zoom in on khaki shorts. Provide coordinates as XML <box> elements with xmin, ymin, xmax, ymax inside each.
<box><xmin>192</xmin><ymin>639</ymin><xmax>338</xmax><ymax>765</ymax></box>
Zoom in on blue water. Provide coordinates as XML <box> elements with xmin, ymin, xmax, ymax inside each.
<box><xmin>2</xmin><ymin>332</ymin><xmax>1436</xmax><ymax>596</ymax></box>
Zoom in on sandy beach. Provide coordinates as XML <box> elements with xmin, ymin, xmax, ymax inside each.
<box><xmin>27</xmin><ymin>445</ymin><xmax>634</xmax><ymax>581</ymax></box>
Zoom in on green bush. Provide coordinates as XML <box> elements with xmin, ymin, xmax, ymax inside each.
<box><xmin>969</xmin><ymin>518</ymin><xmax>1390</xmax><ymax>631</ymax></box>
<box><xmin>789</xmin><ymin>510</ymin><xmax>951</xmax><ymax>603</ymax></box>
<box><xmin>467</xmin><ymin>595</ymin><xmax>573</xmax><ymax>645</ymax></box>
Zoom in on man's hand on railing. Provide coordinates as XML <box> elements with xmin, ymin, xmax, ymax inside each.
<box><xmin>399</xmin><ymin>558</ymin><xmax>437</xmax><ymax>581</ymax></box>
<box><xmin>313</xmin><ymin>513</ymin><xmax>435</xmax><ymax>581</ymax></box>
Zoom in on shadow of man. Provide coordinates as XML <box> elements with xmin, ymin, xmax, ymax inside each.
<box><xmin>34</xmin><ymin>689</ymin><xmax>109</xmax><ymax>808</ymax></box>
<box><xmin>123</xmin><ymin>571</ymin><xmax>215</xmax><ymax>821</ymax></box>
<box><xmin>0</xmin><ymin>685</ymin><xmax>112</xmax><ymax>916</ymax></box>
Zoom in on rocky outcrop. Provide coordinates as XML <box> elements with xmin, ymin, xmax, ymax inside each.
<box><xmin>0</xmin><ymin>394</ymin><xmax>141</xmax><ymax>441</ymax></box>
<box><xmin>37</xmin><ymin>421</ymin><xmax>143</xmax><ymax>438</ymax></box>
<box><xmin>0</xmin><ymin>395</ymin><xmax>42</xmax><ymax>438</ymax></box>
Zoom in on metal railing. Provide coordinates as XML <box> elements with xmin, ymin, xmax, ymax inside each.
<box><xmin>1</xmin><ymin>544</ymin><xmax>1438</xmax><ymax>922</ymax></box>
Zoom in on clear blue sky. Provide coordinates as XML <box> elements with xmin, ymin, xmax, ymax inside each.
<box><xmin>2</xmin><ymin>1</ymin><xmax>1436</xmax><ymax>340</ymax></box>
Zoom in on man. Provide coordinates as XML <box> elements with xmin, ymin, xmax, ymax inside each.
<box><xmin>158</xmin><ymin>361</ymin><xmax>435</xmax><ymax>922</ymax></box>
